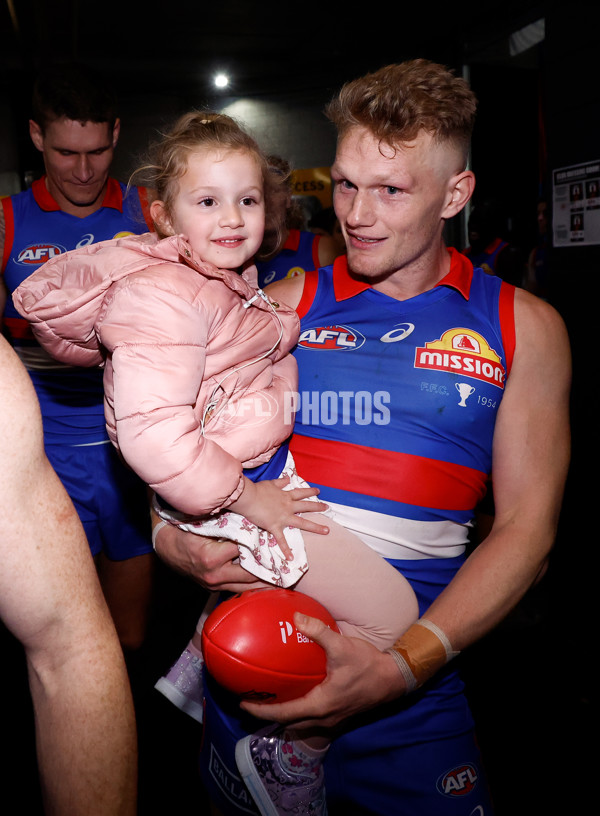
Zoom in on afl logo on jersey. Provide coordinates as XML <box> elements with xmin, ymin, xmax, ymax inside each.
<box><xmin>436</xmin><ymin>763</ymin><xmax>479</xmax><ymax>797</ymax></box>
<box><xmin>415</xmin><ymin>328</ymin><xmax>506</xmax><ymax>389</ymax></box>
<box><xmin>298</xmin><ymin>325</ymin><xmax>365</xmax><ymax>350</ymax></box>
<box><xmin>17</xmin><ymin>243</ymin><xmax>65</xmax><ymax>265</ymax></box>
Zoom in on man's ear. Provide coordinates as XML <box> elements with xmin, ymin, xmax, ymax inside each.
<box><xmin>29</xmin><ymin>120</ymin><xmax>44</xmax><ymax>152</ymax></box>
<box><xmin>111</xmin><ymin>118</ymin><xmax>121</xmax><ymax>149</ymax></box>
<box><xmin>150</xmin><ymin>199</ymin><xmax>174</xmax><ymax>235</ymax></box>
<box><xmin>443</xmin><ymin>170</ymin><xmax>476</xmax><ymax>219</ymax></box>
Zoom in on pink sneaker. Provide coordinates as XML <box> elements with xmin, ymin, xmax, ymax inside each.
<box><xmin>154</xmin><ymin>648</ymin><xmax>204</xmax><ymax>724</ymax></box>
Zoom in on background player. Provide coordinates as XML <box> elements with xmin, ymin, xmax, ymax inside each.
<box><xmin>0</xmin><ymin>62</ymin><xmax>155</xmax><ymax>653</ymax></box>
<box><xmin>256</xmin><ymin>155</ymin><xmax>341</xmax><ymax>287</ymax></box>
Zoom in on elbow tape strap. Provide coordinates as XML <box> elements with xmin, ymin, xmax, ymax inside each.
<box><xmin>386</xmin><ymin>619</ymin><xmax>459</xmax><ymax>691</ymax></box>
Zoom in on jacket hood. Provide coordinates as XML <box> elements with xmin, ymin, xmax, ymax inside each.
<box><xmin>12</xmin><ymin>232</ymin><xmax>261</xmax><ymax>367</ymax></box>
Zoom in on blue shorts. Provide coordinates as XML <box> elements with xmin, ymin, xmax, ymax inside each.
<box><xmin>199</xmin><ymin>555</ymin><xmax>495</xmax><ymax>815</ymax></box>
<box><xmin>45</xmin><ymin>441</ymin><xmax>152</xmax><ymax>560</ymax></box>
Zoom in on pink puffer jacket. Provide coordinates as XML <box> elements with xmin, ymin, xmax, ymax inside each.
<box><xmin>13</xmin><ymin>232</ymin><xmax>300</xmax><ymax>515</ymax></box>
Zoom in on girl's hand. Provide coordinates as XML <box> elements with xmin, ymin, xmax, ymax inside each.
<box><xmin>228</xmin><ymin>476</ymin><xmax>329</xmax><ymax>558</ymax></box>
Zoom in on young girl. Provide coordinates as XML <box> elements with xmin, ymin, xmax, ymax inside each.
<box><xmin>14</xmin><ymin>112</ymin><xmax>418</xmax><ymax>816</ymax></box>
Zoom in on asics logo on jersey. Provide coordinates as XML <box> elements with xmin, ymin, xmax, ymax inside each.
<box><xmin>17</xmin><ymin>243</ymin><xmax>65</xmax><ymax>264</ymax></box>
<box><xmin>436</xmin><ymin>763</ymin><xmax>479</xmax><ymax>797</ymax></box>
<box><xmin>298</xmin><ymin>325</ymin><xmax>365</xmax><ymax>350</ymax></box>
<box><xmin>380</xmin><ymin>322</ymin><xmax>415</xmax><ymax>343</ymax></box>
<box><xmin>76</xmin><ymin>233</ymin><xmax>95</xmax><ymax>248</ymax></box>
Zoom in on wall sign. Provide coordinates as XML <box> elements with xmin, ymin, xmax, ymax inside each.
<box><xmin>553</xmin><ymin>160</ymin><xmax>600</xmax><ymax>246</ymax></box>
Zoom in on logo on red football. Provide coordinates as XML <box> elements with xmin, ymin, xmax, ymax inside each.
<box><xmin>17</xmin><ymin>244</ymin><xmax>65</xmax><ymax>265</ymax></box>
<box><xmin>298</xmin><ymin>324</ymin><xmax>365</xmax><ymax>350</ymax></box>
<box><xmin>279</xmin><ymin>620</ymin><xmax>294</xmax><ymax>643</ymax></box>
<box><xmin>437</xmin><ymin>763</ymin><xmax>479</xmax><ymax>797</ymax></box>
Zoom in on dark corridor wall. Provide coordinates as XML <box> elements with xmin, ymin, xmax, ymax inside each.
<box><xmin>536</xmin><ymin>2</ymin><xmax>596</xmax><ymax>698</ymax></box>
<box><xmin>469</xmin><ymin>62</ymin><xmax>542</xmax><ymax>255</ymax></box>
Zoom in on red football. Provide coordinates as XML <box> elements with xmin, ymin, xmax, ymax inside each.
<box><xmin>201</xmin><ymin>588</ymin><xmax>340</xmax><ymax>702</ymax></box>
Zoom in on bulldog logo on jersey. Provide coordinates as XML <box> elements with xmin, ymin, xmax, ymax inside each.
<box><xmin>415</xmin><ymin>328</ymin><xmax>506</xmax><ymax>389</ymax></box>
<box><xmin>298</xmin><ymin>324</ymin><xmax>365</xmax><ymax>350</ymax></box>
<box><xmin>17</xmin><ymin>243</ymin><xmax>65</xmax><ymax>265</ymax></box>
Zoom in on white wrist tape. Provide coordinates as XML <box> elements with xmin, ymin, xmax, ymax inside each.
<box><xmin>386</xmin><ymin>618</ymin><xmax>459</xmax><ymax>691</ymax></box>
<box><xmin>415</xmin><ymin>618</ymin><xmax>460</xmax><ymax>662</ymax></box>
<box><xmin>151</xmin><ymin>520</ymin><xmax>169</xmax><ymax>550</ymax></box>
<box><xmin>386</xmin><ymin>648</ymin><xmax>418</xmax><ymax>692</ymax></box>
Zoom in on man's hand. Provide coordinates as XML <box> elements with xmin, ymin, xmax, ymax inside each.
<box><xmin>240</xmin><ymin>612</ymin><xmax>408</xmax><ymax>730</ymax></box>
<box><xmin>153</xmin><ymin>520</ymin><xmax>261</xmax><ymax>593</ymax></box>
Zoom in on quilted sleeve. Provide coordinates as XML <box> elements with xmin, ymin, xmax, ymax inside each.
<box><xmin>99</xmin><ymin>277</ymin><xmax>244</xmax><ymax>516</ymax></box>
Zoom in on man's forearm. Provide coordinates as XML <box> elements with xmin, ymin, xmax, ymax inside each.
<box><xmin>423</xmin><ymin>521</ymin><xmax>553</xmax><ymax>653</ymax></box>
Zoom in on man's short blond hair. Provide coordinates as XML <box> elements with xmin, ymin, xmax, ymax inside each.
<box><xmin>326</xmin><ymin>59</ymin><xmax>477</xmax><ymax>167</ymax></box>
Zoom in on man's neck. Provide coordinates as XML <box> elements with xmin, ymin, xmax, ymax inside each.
<box><xmin>369</xmin><ymin>243</ymin><xmax>452</xmax><ymax>301</ymax></box>
<box><xmin>45</xmin><ymin>177</ymin><xmax>107</xmax><ymax>219</ymax></box>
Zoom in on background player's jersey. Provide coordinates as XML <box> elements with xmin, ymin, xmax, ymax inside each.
<box><xmin>256</xmin><ymin>228</ymin><xmax>322</xmax><ymax>287</ymax></box>
<box><xmin>463</xmin><ymin>236</ymin><xmax>508</xmax><ymax>275</ymax></box>
<box><xmin>1</xmin><ymin>177</ymin><xmax>152</xmax><ymax>443</ymax></box>
<box><xmin>291</xmin><ymin>249</ymin><xmax>515</xmax><ymax>560</ymax></box>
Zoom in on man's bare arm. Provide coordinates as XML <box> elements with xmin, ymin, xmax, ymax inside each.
<box><xmin>424</xmin><ymin>289</ymin><xmax>571</xmax><ymax>646</ymax></box>
<box><xmin>0</xmin><ymin>337</ymin><xmax>137</xmax><ymax>815</ymax></box>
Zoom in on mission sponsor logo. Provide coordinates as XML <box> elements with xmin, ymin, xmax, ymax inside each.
<box><xmin>436</xmin><ymin>762</ymin><xmax>479</xmax><ymax>797</ymax></box>
<box><xmin>415</xmin><ymin>328</ymin><xmax>505</xmax><ymax>389</ymax></box>
<box><xmin>17</xmin><ymin>243</ymin><xmax>65</xmax><ymax>265</ymax></box>
<box><xmin>298</xmin><ymin>324</ymin><xmax>365</xmax><ymax>351</ymax></box>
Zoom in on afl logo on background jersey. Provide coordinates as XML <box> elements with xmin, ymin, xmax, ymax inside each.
<box><xmin>17</xmin><ymin>243</ymin><xmax>65</xmax><ymax>265</ymax></box>
<box><xmin>437</xmin><ymin>763</ymin><xmax>479</xmax><ymax>797</ymax></box>
<box><xmin>415</xmin><ymin>328</ymin><xmax>506</xmax><ymax>389</ymax></box>
<box><xmin>298</xmin><ymin>325</ymin><xmax>365</xmax><ymax>350</ymax></box>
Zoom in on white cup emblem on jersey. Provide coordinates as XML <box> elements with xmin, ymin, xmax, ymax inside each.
<box><xmin>456</xmin><ymin>382</ymin><xmax>475</xmax><ymax>407</ymax></box>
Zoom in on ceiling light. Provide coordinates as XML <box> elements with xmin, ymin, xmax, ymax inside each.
<box><xmin>214</xmin><ymin>73</ymin><xmax>229</xmax><ymax>89</ymax></box>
